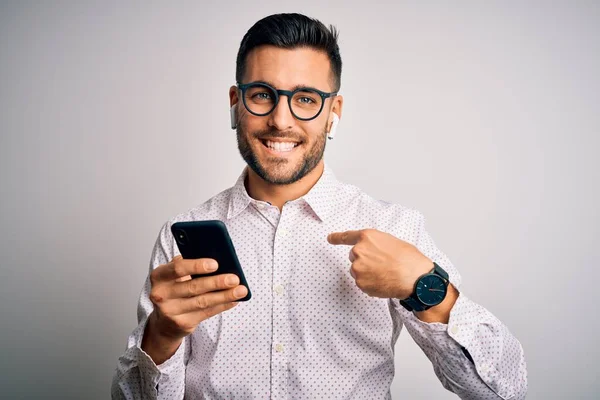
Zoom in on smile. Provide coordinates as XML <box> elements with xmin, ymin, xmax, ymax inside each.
<box><xmin>260</xmin><ymin>139</ymin><xmax>301</xmax><ymax>153</ymax></box>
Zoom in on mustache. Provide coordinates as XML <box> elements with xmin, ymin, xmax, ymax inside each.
<box><xmin>252</xmin><ymin>128</ymin><xmax>305</xmax><ymax>143</ymax></box>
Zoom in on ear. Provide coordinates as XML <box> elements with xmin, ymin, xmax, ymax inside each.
<box><xmin>229</xmin><ymin>85</ymin><xmax>239</xmax><ymax>130</ymax></box>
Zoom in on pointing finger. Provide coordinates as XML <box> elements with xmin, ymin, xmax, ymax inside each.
<box><xmin>327</xmin><ymin>230</ymin><xmax>362</xmax><ymax>246</ymax></box>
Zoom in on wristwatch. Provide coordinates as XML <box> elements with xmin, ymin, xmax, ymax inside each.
<box><xmin>400</xmin><ymin>262</ymin><xmax>450</xmax><ymax>312</ymax></box>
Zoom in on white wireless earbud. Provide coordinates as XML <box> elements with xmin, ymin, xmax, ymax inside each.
<box><xmin>328</xmin><ymin>113</ymin><xmax>340</xmax><ymax>139</ymax></box>
<box><xmin>230</xmin><ymin>104</ymin><xmax>237</xmax><ymax>129</ymax></box>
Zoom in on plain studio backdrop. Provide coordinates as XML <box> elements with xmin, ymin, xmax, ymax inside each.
<box><xmin>0</xmin><ymin>1</ymin><xmax>598</xmax><ymax>399</ymax></box>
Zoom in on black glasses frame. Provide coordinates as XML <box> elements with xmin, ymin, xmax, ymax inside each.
<box><xmin>237</xmin><ymin>82</ymin><xmax>338</xmax><ymax>121</ymax></box>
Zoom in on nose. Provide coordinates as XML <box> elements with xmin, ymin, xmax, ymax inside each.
<box><xmin>267</xmin><ymin>95</ymin><xmax>295</xmax><ymax>131</ymax></box>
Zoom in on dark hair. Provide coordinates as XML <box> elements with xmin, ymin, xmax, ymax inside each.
<box><xmin>236</xmin><ymin>13</ymin><xmax>342</xmax><ymax>91</ymax></box>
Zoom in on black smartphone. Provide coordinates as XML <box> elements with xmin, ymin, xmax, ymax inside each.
<box><xmin>170</xmin><ymin>220</ymin><xmax>251</xmax><ymax>301</ymax></box>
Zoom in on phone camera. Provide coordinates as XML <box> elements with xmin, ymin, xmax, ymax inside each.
<box><xmin>174</xmin><ymin>229</ymin><xmax>189</xmax><ymax>246</ymax></box>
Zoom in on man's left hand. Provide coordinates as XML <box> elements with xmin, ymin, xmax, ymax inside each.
<box><xmin>327</xmin><ymin>229</ymin><xmax>433</xmax><ymax>299</ymax></box>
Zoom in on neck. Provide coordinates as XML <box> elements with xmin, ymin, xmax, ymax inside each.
<box><xmin>245</xmin><ymin>161</ymin><xmax>325</xmax><ymax>210</ymax></box>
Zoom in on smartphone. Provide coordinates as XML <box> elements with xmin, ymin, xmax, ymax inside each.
<box><xmin>170</xmin><ymin>220</ymin><xmax>251</xmax><ymax>301</ymax></box>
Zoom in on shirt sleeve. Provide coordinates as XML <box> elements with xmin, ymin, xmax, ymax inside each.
<box><xmin>391</xmin><ymin>210</ymin><xmax>528</xmax><ymax>400</ymax></box>
<box><xmin>111</xmin><ymin>222</ymin><xmax>188</xmax><ymax>400</ymax></box>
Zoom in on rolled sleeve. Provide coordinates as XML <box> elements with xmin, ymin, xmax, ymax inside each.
<box><xmin>392</xmin><ymin>210</ymin><xmax>528</xmax><ymax>399</ymax></box>
<box><xmin>112</xmin><ymin>315</ymin><xmax>187</xmax><ymax>400</ymax></box>
<box><xmin>395</xmin><ymin>293</ymin><xmax>527</xmax><ymax>399</ymax></box>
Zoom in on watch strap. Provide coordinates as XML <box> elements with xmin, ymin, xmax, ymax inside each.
<box><xmin>400</xmin><ymin>294</ymin><xmax>430</xmax><ymax>312</ymax></box>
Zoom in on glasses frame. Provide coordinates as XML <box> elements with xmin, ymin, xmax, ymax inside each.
<box><xmin>237</xmin><ymin>81</ymin><xmax>338</xmax><ymax>121</ymax></box>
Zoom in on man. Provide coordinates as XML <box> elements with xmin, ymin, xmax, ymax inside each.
<box><xmin>112</xmin><ymin>13</ymin><xmax>527</xmax><ymax>399</ymax></box>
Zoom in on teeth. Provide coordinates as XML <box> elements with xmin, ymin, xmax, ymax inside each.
<box><xmin>265</xmin><ymin>140</ymin><xmax>297</xmax><ymax>152</ymax></box>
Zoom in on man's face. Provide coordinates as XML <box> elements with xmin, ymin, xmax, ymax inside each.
<box><xmin>232</xmin><ymin>46</ymin><xmax>340</xmax><ymax>185</ymax></box>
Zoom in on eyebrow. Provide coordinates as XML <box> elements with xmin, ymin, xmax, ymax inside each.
<box><xmin>252</xmin><ymin>80</ymin><xmax>325</xmax><ymax>92</ymax></box>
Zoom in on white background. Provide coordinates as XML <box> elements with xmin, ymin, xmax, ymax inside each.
<box><xmin>1</xmin><ymin>1</ymin><xmax>598</xmax><ymax>399</ymax></box>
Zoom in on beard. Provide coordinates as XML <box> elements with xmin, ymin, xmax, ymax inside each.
<box><xmin>236</xmin><ymin>123</ymin><xmax>327</xmax><ymax>185</ymax></box>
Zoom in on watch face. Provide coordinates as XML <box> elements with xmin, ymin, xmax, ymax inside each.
<box><xmin>415</xmin><ymin>274</ymin><xmax>447</xmax><ymax>306</ymax></box>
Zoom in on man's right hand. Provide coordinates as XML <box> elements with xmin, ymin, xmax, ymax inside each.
<box><xmin>141</xmin><ymin>255</ymin><xmax>248</xmax><ymax>364</ymax></box>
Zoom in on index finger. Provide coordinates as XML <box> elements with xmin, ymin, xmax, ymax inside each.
<box><xmin>327</xmin><ymin>230</ymin><xmax>362</xmax><ymax>246</ymax></box>
<box><xmin>152</xmin><ymin>256</ymin><xmax>218</xmax><ymax>283</ymax></box>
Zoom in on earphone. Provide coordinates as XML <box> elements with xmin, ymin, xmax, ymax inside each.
<box><xmin>230</xmin><ymin>104</ymin><xmax>237</xmax><ymax>129</ymax></box>
<box><xmin>328</xmin><ymin>112</ymin><xmax>340</xmax><ymax>139</ymax></box>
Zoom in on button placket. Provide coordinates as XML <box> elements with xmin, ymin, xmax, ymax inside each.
<box><xmin>270</xmin><ymin>209</ymin><xmax>293</xmax><ymax>399</ymax></box>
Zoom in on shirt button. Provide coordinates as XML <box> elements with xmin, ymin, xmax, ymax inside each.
<box><xmin>274</xmin><ymin>284</ymin><xmax>284</xmax><ymax>295</ymax></box>
<box><xmin>275</xmin><ymin>343</ymin><xmax>284</xmax><ymax>352</ymax></box>
<box><xmin>278</xmin><ymin>228</ymin><xmax>288</xmax><ymax>237</ymax></box>
<box><xmin>450</xmin><ymin>325</ymin><xmax>459</xmax><ymax>334</ymax></box>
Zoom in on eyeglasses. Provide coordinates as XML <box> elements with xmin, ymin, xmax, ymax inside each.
<box><xmin>237</xmin><ymin>82</ymin><xmax>337</xmax><ymax>121</ymax></box>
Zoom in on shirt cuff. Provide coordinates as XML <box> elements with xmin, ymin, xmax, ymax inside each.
<box><xmin>124</xmin><ymin>317</ymin><xmax>187</xmax><ymax>394</ymax></box>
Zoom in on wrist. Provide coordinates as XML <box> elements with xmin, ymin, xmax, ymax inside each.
<box><xmin>399</xmin><ymin>261</ymin><xmax>450</xmax><ymax>314</ymax></box>
<box><xmin>414</xmin><ymin>283</ymin><xmax>458</xmax><ymax>324</ymax></box>
<box><xmin>396</xmin><ymin>259</ymin><xmax>434</xmax><ymax>300</ymax></box>
<box><xmin>141</xmin><ymin>313</ymin><xmax>184</xmax><ymax>365</ymax></box>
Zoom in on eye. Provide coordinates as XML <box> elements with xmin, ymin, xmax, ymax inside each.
<box><xmin>293</xmin><ymin>91</ymin><xmax>320</xmax><ymax>106</ymax></box>
<box><xmin>252</xmin><ymin>91</ymin><xmax>272</xmax><ymax>101</ymax></box>
<box><xmin>297</xmin><ymin>96</ymin><xmax>316</xmax><ymax>104</ymax></box>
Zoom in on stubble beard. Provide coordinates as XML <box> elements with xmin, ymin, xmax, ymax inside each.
<box><xmin>236</xmin><ymin>124</ymin><xmax>327</xmax><ymax>185</ymax></box>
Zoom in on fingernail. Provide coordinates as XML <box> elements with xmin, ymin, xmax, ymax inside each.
<box><xmin>234</xmin><ymin>285</ymin><xmax>247</xmax><ymax>298</ymax></box>
<box><xmin>226</xmin><ymin>275</ymin><xmax>239</xmax><ymax>286</ymax></box>
<box><xmin>207</xmin><ymin>260</ymin><xmax>218</xmax><ymax>271</ymax></box>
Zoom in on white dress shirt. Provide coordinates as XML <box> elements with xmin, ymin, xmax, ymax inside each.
<box><xmin>112</xmin><ymin>165</ymin><xmax>527</xmax><ymax>399</ymax></box>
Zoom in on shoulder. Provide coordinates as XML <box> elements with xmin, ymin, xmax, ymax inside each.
<box><xmin>154</xmin><ymin>187</ymin><xmax>233</xmax><ymax>239</ymax></box>
<box><xmin>339</xmin><ymin>179</ymin><xmax>424</xmax><ymax>221</ymax></box>
<box><xmin>345</xmin><ymin>184</ymin><xmax>426</xmax><ymax>243</ymax></box>
<box><xmin>168</xmin><ymin>187</ymin><xmax>233</xmax><ymax>225</ymax></box>
<box><xmin>149</xmin><ymin>187</ymin><xmax>234</xmax><ymax>259</ymax></box>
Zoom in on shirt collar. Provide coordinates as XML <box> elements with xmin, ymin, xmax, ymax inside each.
<box><xmin>227</xmin><ymin>167</ymin><xmax>253</xmax><ymax>220</ymax></box>
<box><xmin>301</xmin><ymin>163</ymin><xmax>339</xmax><ymax>222</ymax></box>
<box><xmin>226</xmin><ymin>163</ymin><xmax>340</xmax><ymax>222</ymax></box>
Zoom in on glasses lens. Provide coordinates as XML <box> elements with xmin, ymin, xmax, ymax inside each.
<box><xmin>244</xmin><ymin>84</ymin><xmax>276</xmax><ymax>115</ymax></box>
<box><xmin>291</xmin><ymin>89</ymin><xmax>323</xmax><ymax>119</ymax></box>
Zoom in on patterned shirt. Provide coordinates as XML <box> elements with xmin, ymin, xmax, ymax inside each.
<box><xmin>112</xmin><ymin>165</ymin><xmax>527</xmax><ymax>399</ymax></box>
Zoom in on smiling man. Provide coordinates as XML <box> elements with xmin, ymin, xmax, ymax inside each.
<box><xmin>112</xmin><ymin>13</ymin><xmax>527</xmax><ymax>399</ymax></box>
